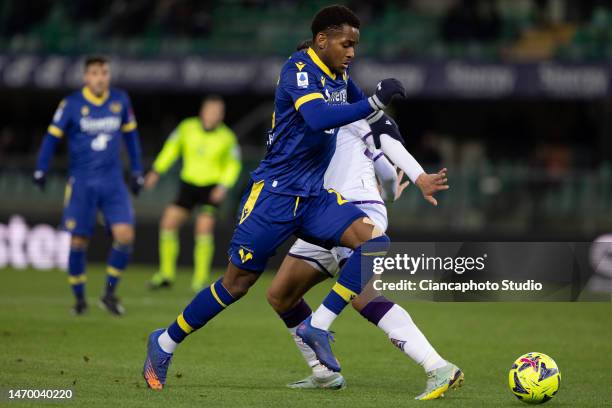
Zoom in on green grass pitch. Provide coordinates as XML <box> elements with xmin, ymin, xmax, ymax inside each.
<box><xmin>0</xmin><ymin>265</ymin><xmax>611</xmax><ymax>407</ymax></box>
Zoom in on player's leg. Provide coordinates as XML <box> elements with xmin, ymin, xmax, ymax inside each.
<box><xmin>266</xmin><ymin>250</ymin><xmax>344</xmax><ymax>389</ymax></box>
<box><xmin>98</xmin><ymin>181</ymin><xmax>136</xmax><ymax>315</ymax></box>
<box><xmin>68</xmin><ymin>235</ymin><xmax>89</xmax><ymax>314</ymax></box>
<box><xmin>308</xmin><ymin>216</ymin><xmax>388</xmax><ymax>332</ymax></box>
<box><xmin>144</xmin><ymin>261</ymin><xmax>259</xmax><ymax>389</ymax></box>
<box><xmin>351</xmin><ymin>288</ymin><xmax>463</xmax><ymax>399</ymax></box>
<box><xmin>143</xmin><ymin>182</ymin><xmax>298</xmax><ymax>390</ymax></box>
<box><xmin>192</xmin><ymin>206</ymin><xmax>216</xmax><ymax>292</ymax></box>
<box><xmin>294</xmin><ymin>191</ymin><xmax>390</xmax><ymax>371</ymax></box>
<box><xmin>62</xmin><ymin>177</ymin><xmax>96</xmax><ymax>315</ymax></box>
<box><xmin>149</xmin><ymin>204</ymin><xmax>189</xmax><ymax>288</ymax></box>
<box><xmin>97</xmin><ymin>223</ymin><xmax>134</xmax><ymax>315</ymax></box>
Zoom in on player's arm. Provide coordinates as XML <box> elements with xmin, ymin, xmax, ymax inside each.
<box><xmin>367</xmin><ymin>115</ymin><xmax>449</xmax><ymax>206</ymax></box>
<box><xmin>285</xmin><ymin>66</ymin><xmax>405</xmax><ymax>132</ymax></box>
<box><xmin>120</xmin><ymin>94</ymin><xmax>144</xmax><ymax>195</ymax></box>
<box><xmin>371</xmin><ymin>150</ymin><xmax>398</xmax><ymax>200</ymax></box>
<box><xmin>144</xmin><ymin>126</ymin><xmax>182</xmax><ymax>191</ymax></box>
<box><xmin>33</xmin><ymin>99</ymin><xmax>70</xmax><ymax>191</ymax></box>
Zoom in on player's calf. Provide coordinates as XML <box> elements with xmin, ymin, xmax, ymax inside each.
<box><xmin>143</xmin><ymin>263</ymin><xmax>258</xmax><ymax>389</ymax></box>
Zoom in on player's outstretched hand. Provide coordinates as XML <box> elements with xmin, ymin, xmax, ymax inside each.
<box><xmin>367</xmin><ymin>112</ymin><xmax>405</xmax><ymax>149</ymax></box>
<box><xmin>394</xmin><ymin>170</ymin><xmax>411</xmax><ymax>201</ymax></box>
<box><xmin>368</xmin><ymin>78</ymin><xmax>406</xmax><ymax>110</ymax></box>
<box><xmin>130</xmin><ymin>172</ymin><xmax>145</xmax><ymax>196</ymax></box>
<box><xmin>32</xmin><ymin>170</ymin><xmax>46</xmax><ymax>192</ymax></box>
<box><xmin>415</xmin><ymin>168</ymin><xmax>449</xmax><ymax>206</ymax></box>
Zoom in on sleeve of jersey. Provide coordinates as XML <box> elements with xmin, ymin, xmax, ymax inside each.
<box><xmin>37</xmin><ymin>99</ymin><xmax>70</xmax><ymax>171</ymax></box>
<box><xmin>373</xmin><ymin>152</ymin><xmax>398</xmax><ymax>200</ymax></box>
<box><xmin>152</xmin><ymin>128</ymin><xmax>181</xmax><ymax>174</ymax></box>
<box><xmin>120</xmin><ymin>94</ymin><xmax>143</xmax><ymax>173</ymax></box>
<box><xmin>282</xmin><ymin>66</ymin><xmax>373</xmax><ymax>132</ymax></box>
<box><xmin>346</xmin><ymin>76</ymin><xmax>368</xmax><ymax>103</ymax></box>
<box><xmin>47</xmin><ymin>99</ymin><xmax>70</xmax><ymax>139</ymax></box>
<box><xmin>219</xmin><ymin>133</ymin><xmax>242</xmax><ymax>187</ymax></box>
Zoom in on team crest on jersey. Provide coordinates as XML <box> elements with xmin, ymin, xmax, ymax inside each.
<box><xmin>81</xmin><ymin>106</ymin><xmax>89</xmax><ymax>116</ymax></box>
<box><xmin>110</xmin><ymin>102</ymin><xmax>122</xmax><ymax>113</ymax></box>
<box><xmin>238</xmin><ymin>247</ymin><xmax>254</xmax><ymax>263</ymax></box>
<box><xmin>65</xmin><ymin>218</ymin><xmax>77</xmax><ymax>231</ymax></box>
<box><xmin>296</xmin><ymin>72</ymin><xmax>309</xmax><ymax>88</ymax></box>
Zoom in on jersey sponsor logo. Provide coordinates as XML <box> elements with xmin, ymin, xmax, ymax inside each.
<box><xmin>238</xmin><ymin>247</ymin><xmax>253</xmax><ymax>263</ymax></box>
<box><xmin>296</xmin><ymin>72</ymin><xmax>309</xmax><ymax>88</ymax></box>
<box><xmin>79</xmin><ymin>116</ymin><xmax>121</xmax><ymax>134</ymax></box>
<box><xmin>81</xmin><ymin>106</ymin><xmax>89</xmax><ymax>116</ymax></box>
<box><xmin>321</xmin><ymin>76</ymin><xmax>325</xmax><ymax>87</ymax></box>
<box><xmin>110</xmin><ymin>102</ymin><xmax>122</xmax><ymax>113</ymax></box>
<box><xmin>91</xmin><ymin>133</ymin><xmax>112</xmax><ymax>151</ymax></box>
<box><xmin>295</xmin><ymin>62</ymin><xmax>306</xmax><ymax>71</ymax></box>
<box><xmin>324</xmin><ymin>88</ymin><xmax>347</xmax><ymax>105</ymax></box>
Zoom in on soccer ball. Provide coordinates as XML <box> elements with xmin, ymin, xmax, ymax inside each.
<box><xmin>508</xmin><ymin>352</ymin><xmax>561</xmax><ymax>404</ymax></box>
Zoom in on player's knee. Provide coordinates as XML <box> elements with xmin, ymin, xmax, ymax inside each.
<box><xmin>114</xmin><ymin>227</ymin><xmax>134</xmax><ymax>245</ymax></box>
<box><xmin>71</xmin><ymin>236</ymin><xmax>88</xmax><ymax>249</ymax></box>
<box><xmin>222</xmin><ymin>274</ymin><xmax>257</xmax><ymax>298</ymax></box>
<box><xmin>363</xmin><ymin>217</ymin><xmax>384</xmax><ymax>239</ymax></box>
<box><xmin>266</xmin><ymin>287</ymin><xmax>293</xmax><ymax>313</ymax></box>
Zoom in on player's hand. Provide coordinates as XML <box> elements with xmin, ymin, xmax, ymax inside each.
<box><xmin>415</xmin><ymin>168</ymin><xmax>449</xmax><ymax>206</ymax></box>
<box><xmin>367</xmin><ymin>112</ymin><xmax>405</xmax><ymax>149</ymax></box>
<box><xmin>144</xmin><ymin>171</ymin><xmax>160</xmax><ymax>191</ymax></box>
<box><xmin>368</xmin><ymin>78</ymin><xmax>406</xmax><ymax>110</ymax></box>
<box><xmin>130</xmin><ymin>172</ymin><xmax>145</xmax><ymax>196</ymax></box>
<box><xmin>32</xmin><ymin>170</ymin><xmax>47</xmax><ymax>191</ymax></box>
<box><xmin>394</xmin><ymin>170</ymin><xmax>410</xmax><ymax>201</ymax></box>
<box><xmin>210</xmin><ymin>185</ymin><xmax>228</xmax><ymax>204</ymax></box>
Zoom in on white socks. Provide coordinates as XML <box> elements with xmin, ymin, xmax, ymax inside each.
<box><xmin>158</xmin><ymin>330</ymin><xmax>178</xmax><ymax>354</ymax></box>
<box><xmin>288</xmin><ymin>326</ymin><xmax>335</xmax><ymax>380</ymax></box>
<box><xmin>377</xmin><ymin>305</ymin><xmax>447</xmax><ymax>372</ymax></box>
<box><xmin>310</xmin><ymin>305</ymin><xmax>338</xmax><ymax>331</ymax></box>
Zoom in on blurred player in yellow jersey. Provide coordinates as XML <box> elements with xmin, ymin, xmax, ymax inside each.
<box><xmin>144</xmin><ymin>96</ymin><xmax>241</xmax><ymax>292</ymax></box>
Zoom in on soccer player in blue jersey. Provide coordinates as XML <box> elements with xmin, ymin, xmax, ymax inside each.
<box><xmin>33</xmin><ymin>56</ymin><xmax>144</xmax><ymax>316</ymax></box>
<box><xmin>143</xmin><ymin>5</ymin><xmax>408</xmax><ymax>390</ymax></box>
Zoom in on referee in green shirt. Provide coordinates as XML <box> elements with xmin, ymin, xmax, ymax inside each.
<box><xmin>144</xmin><ymin>96</ymin><xmax>241</xmax><ymax>291</ymax></box>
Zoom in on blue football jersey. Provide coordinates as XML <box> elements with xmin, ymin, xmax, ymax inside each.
<box><xmin>47</xmin><ymin>87</ymin><xmax>137</xmax><ymax>180</ymax></box>
<box><xmin>251</xmin><ymin>47</ymin><xmax>361</xmax><ymax>197</ymax></box>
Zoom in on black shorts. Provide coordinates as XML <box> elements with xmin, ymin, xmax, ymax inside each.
<box><xmin>174</xmin><ymin>181</ymin><xmax>219</xmax><ymax>214</ymax></box>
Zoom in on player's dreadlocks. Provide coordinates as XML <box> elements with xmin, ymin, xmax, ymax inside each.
<box><xmin>310</xmin><ymin>5</ymin><xmax>360</xmax><ymax>38</ymax></box>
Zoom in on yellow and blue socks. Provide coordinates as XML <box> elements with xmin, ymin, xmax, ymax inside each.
<box><xmin>361</xmin><ymin>296</ymin><xmax>446</xmax><ymax>372</ymax></box>
<box><xmin>158</xmin><ymin>229</ymin><xmax>179</xmax><ymax>282</ymax></box>
<box><xmin>159</xmin><ymin>278</ymin><xmax>236</xmax><ymax>352</ymax></box>
<box><xmin>193</xmin><ymin>234</ymin><xmax>214</xmax><ymax>291</ymax></box>
<box><xmin>311</xmin><ymin>235</ymin><xmax>390</xmax><ymax>330</ymax></box>
<box><xmin>68</xmin><ymin>247</ymin><xmax>87</xmax><ymax>300</ymax></box>
<box><xmin>106</xmin><ymin>242</ymin><xmax>132</xmax><ymax>295</ymax></box>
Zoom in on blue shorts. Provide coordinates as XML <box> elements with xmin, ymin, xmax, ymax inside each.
<box><xmin>228</xmin><ymin>181</ymin><xmax>366</xmax><ymax>273</ymax></box>
<box><xmin>62</xmin><ymin>176</ymin><xmax>134</xmax><ymax>237</ymax></box>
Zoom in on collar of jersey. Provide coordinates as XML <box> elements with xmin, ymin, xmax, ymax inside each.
<box><xmin>306</xmin><ymin>47</ymin><xmax>336</xmax><ymax>80</ymax></box>
<box><xmin>82</xmin><ymin>87</ymin><xmax>109</xmax><ymax>106</ymax></box>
